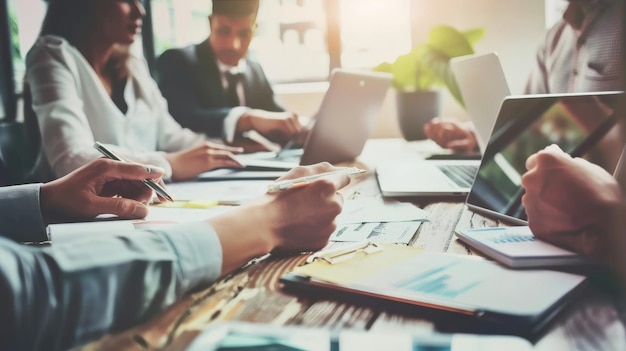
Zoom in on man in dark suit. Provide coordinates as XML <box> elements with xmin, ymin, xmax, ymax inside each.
<box><xmin>156</xmin><ymin>0</ymin><xmax>302</xmax><ymax>151</ymax></box>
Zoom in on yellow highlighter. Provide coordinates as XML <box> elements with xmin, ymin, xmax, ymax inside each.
<box><xmin>156</xmin><ymin>200</ymin><xmax>220</xmax><ymax>209</ymax></box>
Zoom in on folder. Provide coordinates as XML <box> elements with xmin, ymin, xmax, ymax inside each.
<box><xmin>280</xmin><ymin>242</ymin><xmax>589</xmax><ymax>340</ymax></box>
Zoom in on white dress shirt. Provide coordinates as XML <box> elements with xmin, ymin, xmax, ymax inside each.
<box><xmin>26</xmin><ymin>35</ymin><xmax>207</xmax><ymax>178</ymax></box>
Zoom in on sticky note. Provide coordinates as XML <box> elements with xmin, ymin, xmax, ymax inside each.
<box><xmin>156</xmin><ymin>200</ymin><xmax>219</xmax><ymax>209</ymax></box>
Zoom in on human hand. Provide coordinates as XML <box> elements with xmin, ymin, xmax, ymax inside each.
<box><xmin>210</xmin><ymin>162</ymin><xmax>351</xmax><ymax>274</ymax></box>
<box><xmin>40</xmin><ymin>158</ymin><xmax>166</xmax><ymax>224</ymax></box>
<box><xmin>260</xmin><ymin>162</ymin><xmax>352</xmax><ymax>253</ymax></box>
<box><xmin>423</xmin><ymin>117</ymin><xmax>478</xmax><ymax>153</ymax></box>
<box><xmin>165</xmin><ymin>141</ymin><xmax>244</xmax><ymax>181</ymax></box>
<box><xmin>521</xmin><ymin>144</ymin><xmax>623</xmax><ymax>259</ymax></box>
<box><xmin>237</xmin><ymin>109</ymin><xmax>302</xmax><ymax>145</ymax></box>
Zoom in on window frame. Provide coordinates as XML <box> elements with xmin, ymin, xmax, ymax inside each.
<box><xmin>0</xmin><ymin>0</ymin><xmax>16</xmax><ymax>121</ymax></box>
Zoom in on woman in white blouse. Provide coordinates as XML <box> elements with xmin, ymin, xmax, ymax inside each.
<box><xmin>26</xmin><ymin>0</ymin><xmax>244</xmax><ymax>180</ymax></box>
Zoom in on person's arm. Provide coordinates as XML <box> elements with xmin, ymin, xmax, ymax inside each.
<box><xmin>521</xmin><ymin>145</ymin><xmax>626</xmax><ymax>288</ymax></box>
<box><xmin>26</xmin><ymin>36</ymin><xmax>175</xmax><ymax>178</ymax></box>
<box><xmin>156</xmin><ymin>50</ymin><xmax>300</xmax><ymax>147</ymax></box>
<box><xmin>423</xmin><ymin>117</ymin><xmax>478</xmax><ymax>153</ymax></box>
<box><xmin>0</xmin><ymin>160</ymin><xmax>350</xmax><ymax>351</ymax></box>
<box><xmin>246</xmin><ymin>60</ymin><xmax>286</xmax><ymax>113</ymax></box>
<box><xmin>0</xmin><ymin>184</ymin><xmax>47</xmax><ymax>242</ymax></box>
<box><xmin>156</xmin><ymin>48</ymin><xmax>232</xmax><ymax>138</ymax></box>
<box><xmin>0</xmin><ymin>222</ymin><xmax>221</xmax><ymax>351</ymax></box>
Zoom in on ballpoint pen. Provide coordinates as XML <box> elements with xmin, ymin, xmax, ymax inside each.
<box><xmin>93</xmin><ymin>141</ymin><xmax>174</xmax><ymax>202</ymax></box>
<box><xmin>266</xmin><ymin>167</ymin><xmax>366</xmax><ymax>193</ymax></box>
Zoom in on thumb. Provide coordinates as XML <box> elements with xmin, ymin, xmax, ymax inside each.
<box><xmin>97</xmin><ymin>197</ymin><xmax>149</xmax><ymax>219</ymax></box>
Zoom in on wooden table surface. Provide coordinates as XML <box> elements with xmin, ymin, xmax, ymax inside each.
<box><xmin>83</xmin><ymin>139</ymin><xmax>626</xmax><ymax>351</ymax></box>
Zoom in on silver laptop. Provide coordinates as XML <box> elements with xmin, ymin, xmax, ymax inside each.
<box><xmin>466</xmin><ymin>91</ymin><xmax>625</xmax><ymax>224</ymax></box>
<box><xmin>236</xmin><ymin>69</ymin><xmax>392</xmax><ymax>169</ymax></box>
<box><xmin>376</xmin><ymin>52</ymin><xmax>511</xmax><ymax>197</ymax></box>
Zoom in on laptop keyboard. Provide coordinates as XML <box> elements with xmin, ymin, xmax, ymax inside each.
<box><xmin>438</xmin><ymin>165</ymin><xmax>478</xmax><ymax>188</ymax></box>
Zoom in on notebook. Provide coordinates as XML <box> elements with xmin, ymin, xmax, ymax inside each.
<box><xmin>376</xmin><ymin>52</ymin><xmax>511</xmax><ymax>197</ymax></box>
<box><xmin>466</xmin><ymin>91</ymin><xmax>626</xmax><ymax>224</ymax></box>
<box><xmin>454</xmin><ymin>226</ymin><xmax>591</xmax><ymax>268</ymax></box>
<box><xmin>280</xmin><ymin>243</ymin><xmax>587</xmax><ymax>339</ymax></box>
<box><xmin>231</xmin><ymin>68</ymin><xmax>393</xmax><ymax>170</ymax></box>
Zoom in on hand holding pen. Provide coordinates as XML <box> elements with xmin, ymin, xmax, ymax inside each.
<box><xmin>93</xmin><ymin>142</ymin><xmax>174</xmax><ymax>202</ymax></box>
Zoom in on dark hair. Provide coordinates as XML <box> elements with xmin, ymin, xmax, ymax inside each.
<box><xmin>212</xmin><ymin>0</ymin><xmax>259</xmax><ymax>17</ymax></box>
<box><xmin>39</xmin><ymin>0</ymin><xmax>97</xmax><ymax>48</ymax></box>
<box><xmin>39</xmin><ymin>0</ymin><xmax>130</xmax><ymax>79</ymax></box>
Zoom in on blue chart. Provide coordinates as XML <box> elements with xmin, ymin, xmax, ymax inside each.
<box><xmin>398</xmin><ymin>262</ymin><xmax>481</xmax><ymax>299</ymax></box>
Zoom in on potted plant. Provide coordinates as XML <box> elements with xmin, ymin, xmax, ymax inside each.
<box><xmin>375</xmin><ymin>25</ymin><xmax>485</xmax><ymax>140</ymax></box>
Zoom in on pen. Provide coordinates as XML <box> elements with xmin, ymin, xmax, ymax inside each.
<box><xmin>267</xmin><ymin>167</ymin><xmax>366</xmax><ymax>193</ymax></box>
<box><xmin>93</xmin><ymin>141</ymin><xmax>174</xmax><ymax>202</ymax></box>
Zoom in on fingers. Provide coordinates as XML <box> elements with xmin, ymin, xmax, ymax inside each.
<box><xmin>94</xmin><ymin>158</ymin><xmax>165</xmax><ymax>182</ymax></box>
<box><xmin>207</xmin><ymin>150</ymin><xmax>244</xmax><ymax>168</ymax></box>
<box><xmin>447</xmin><ymin>139</ymin><xmax>475</xmax><ymax>153</ymax></box>
<box><xmin>96</xmin><ymin>197</ymin><xmax>149</xmax><ymax>219</ymax></box>
<box><xmin>280</xmin><ymin>162</ymin><xmax>336</xmax><ymax>180</ymax></box>
<box><xmin>205</xmin><ymin>141</ymin><xmax>244</xmax><ymax>154</ymax></box>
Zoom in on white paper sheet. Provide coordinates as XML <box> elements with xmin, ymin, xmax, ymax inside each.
<box><xmin>337</xmin><ymin>198</ymin><xmax>429</xmax><ymax>224</ymax></box>
<box><xmin>330</xmin><ymin>222</ymin><xmax>421</xmax><ymax>244</ymax></box>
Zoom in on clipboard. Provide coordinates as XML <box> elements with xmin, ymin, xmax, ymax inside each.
<box><xmin>280</xmin><ymin>243</ymin><xmax>589</xmax><ymax>340</ymax></box>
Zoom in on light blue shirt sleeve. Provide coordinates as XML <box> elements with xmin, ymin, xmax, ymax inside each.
<box><xmin>0</xmin><ymin>184</ymin><xmax>48</xmax><ymax>242</ymax></box>
<box><xmin>0</xmin><ymin>221</ymin><xmax>222</xmax><ymax>351</ymax></box>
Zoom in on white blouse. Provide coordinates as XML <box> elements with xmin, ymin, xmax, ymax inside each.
<box><xmin>26</xmin><ymin>35</ymin><xmax>207</xmax><ymax>178</ymax></box>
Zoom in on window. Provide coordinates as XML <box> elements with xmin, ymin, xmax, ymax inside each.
<box><xmin>339</xmin><ymin>0</ymin><xmax>411</xmax><ymax>70</ymax></box>
<box><xmin>8</xmin><ymin>0</ymin><xmax>46</xmax><ymax>93</ymax></box>
<box><xmin>148</xmin><ymin>0</ymin><xmax>411</xmax><ymax>83</ymax></box>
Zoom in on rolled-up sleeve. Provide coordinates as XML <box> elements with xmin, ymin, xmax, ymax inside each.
<box><xmin>0</xmin><ymin>221</ymin><xmax>222</xmax><ymax>351</ymax></box>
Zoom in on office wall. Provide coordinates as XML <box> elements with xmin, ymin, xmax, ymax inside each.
<box><xmin>276</xmin><ymin>0</ymin><xmax>547</xmax><ymax>138</ymax></box>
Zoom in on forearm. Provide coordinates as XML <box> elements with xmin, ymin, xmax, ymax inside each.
<box><xmin>0</xmin><ymin>222</ymin><xmax>221</xmax><ymax>351</ymax></box>
<box><xmin>209</xmin><ymin>202</ymin><xmax>274</xmax><ymax>275</ymax></box>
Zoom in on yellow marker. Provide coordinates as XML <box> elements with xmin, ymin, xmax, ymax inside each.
<box><xmin>156</xmin><ymin>200</ymin><xmax>220</xmax><ymax>209</ymax></box>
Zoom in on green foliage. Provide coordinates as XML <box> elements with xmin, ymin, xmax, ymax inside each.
<box><xmin>374</xmin><ymin>25</ymin><xmax>485</xmax><ymax>107</ymax></box>
<box><xmin>8</xmin><ymin>8</ymin><xmax>22</xmax><ymax>65</ymax></box>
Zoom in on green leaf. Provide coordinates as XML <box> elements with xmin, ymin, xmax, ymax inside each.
<box><xmin>463</xmin><ymin>28</ymin><xmax>486</xmax><ymax>47</ymax></box>
<box><xmin>372</xmin><ymin>24</ymin><xmax>484</xmax><ymax>109</ymax></box>
<box><xmin>427</xmin><ymin>25</ymin><xmax>474</xmax><ymax>58</ymax></box>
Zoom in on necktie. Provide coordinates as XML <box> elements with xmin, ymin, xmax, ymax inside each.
<box><xmin>225</xmin><ymin>72</ymin><xmax>241</xmax><ymax>107</ymax></box>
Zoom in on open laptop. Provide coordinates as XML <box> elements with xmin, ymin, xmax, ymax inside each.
<box><xmin>466</xmin><ymin>91</ymin><xmax>625</xmax><ymax>224</ymax></box>
<box><xmin>376</xmin><ymin>52</ymin><xmax>511</xmax><ymax>197</ymax></box>
<box><xmin>235</xmin><ymin>69</ymin><xmax>392</xmax><ymax>170</ymax></box>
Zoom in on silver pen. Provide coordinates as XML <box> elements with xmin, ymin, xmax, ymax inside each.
<box><xmin>93</xmin><ymin>141</ymin><xmax>174</xmax><ymax>202</ymax></box>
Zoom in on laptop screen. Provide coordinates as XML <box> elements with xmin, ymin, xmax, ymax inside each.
<box><xmin>466</xmin><ymin>91</ymin><xmax>626</xmax><ymax>223</ymax></box>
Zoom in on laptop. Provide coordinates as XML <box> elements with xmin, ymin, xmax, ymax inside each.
<box><xmin>465</xmin><ymin>91</ymin><xmax>625</xmax><ymax>224</ymax></box>
<box><xmin>235</xmin><ymin>69</ymin><xmax>393</xmax><ymax>169</ymax></box>
<box><xmin>376</xmin><ymin>52</ymin><xmax>511</xmax><ymax>197</ymax></box>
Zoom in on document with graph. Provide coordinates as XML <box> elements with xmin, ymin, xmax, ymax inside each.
<box><xmin>280</xmin><ymin>246</ymin><xmax>587</xmax><ymax>339</ymax></box>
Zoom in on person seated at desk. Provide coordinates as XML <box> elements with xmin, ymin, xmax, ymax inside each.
<box><xmin>0</xmin><ymin>158</ymin><xmax>350</xmax><ymax>351</ymax></box>
<box><xmin>424</xmin><ymin>0</ymin><xmax>623</xmax><ymax>154</ymax></box>
<box><xmin>26</xmin><ymin>0</ymin><xmax>244</xmax><ymax>182</ymax></box>
<box><xmin>156</xmin><ymin>0</ymin><xmax>302</xmax><ymax>152</ymax></box>
<box><xmin>521</xmin><ymin>144</ymin><xmax>626</xmax><ymax>290</ymax></box>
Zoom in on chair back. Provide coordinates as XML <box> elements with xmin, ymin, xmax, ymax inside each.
<box><xmin>0</xmin><ymin>121</ymin><xmax>40</xmax><ymax>185</ymax></box>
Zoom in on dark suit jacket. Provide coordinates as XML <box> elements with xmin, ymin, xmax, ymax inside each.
<box><xmin>156</xmin><ymin>40</ymin><xmax>284</xmax><ymax>138</ymax></box>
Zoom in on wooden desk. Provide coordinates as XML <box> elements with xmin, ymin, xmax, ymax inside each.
<box><xmin>85</xmin><ymin>139</ymin><xmax>626</xmax><ymax>351</ymax></box>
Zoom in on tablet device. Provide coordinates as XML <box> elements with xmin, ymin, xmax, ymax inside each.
<box><xmin>466</xmin><ymin>91</ymin><xmax>626</xmax><ymax>224</ymax></box>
